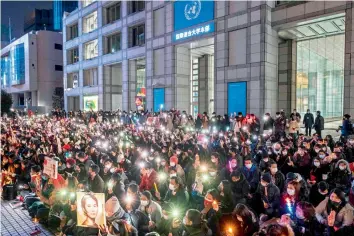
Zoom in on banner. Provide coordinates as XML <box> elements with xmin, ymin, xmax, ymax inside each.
<box><xmin>43</xmin><ymin>157</ymin><xmax>58</xmax><ymax>179</ymax></box>
<box><xmin>77</xmin><ymin>192</ymin><xmax>106</xmax><ymax>228</ymax></box>
<box><xmin>83</xmin><ymin>95</ymin><xmax>98</xmax><ymax>111</ymax></box>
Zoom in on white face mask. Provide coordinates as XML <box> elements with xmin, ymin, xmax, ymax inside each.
<box><xmin>296</xmin><ymin>212</ymin><xmax>305</xmax><ymax>220</ymax></box>
<box><xmin>245</xmin><ymin>164</ymin><xmax>252</xmax><ymax>169</ymax></box>
<box><xmin>209</xmin><ymin>172</ymin><xmax>216</xmax><ymax>177</ymax></box>
<box><xmin>314</xmin><ymin>162</ymin><xmax>320</xmax><ymax>167</ymax></box>
<box><xmin>263</xmin><ymin>158</ymin><xmax>269</xmax><ymax>163</ymax></box>
<box><xmin>231</xmin><ymin>163</ymin><xmax>237</xmax><ymax>168</ymax></box>
<box><xmin>169</xmin><ymin>184</ymin><xmax>176</xmax><ymax>191</ymax></box>
<box><xmin>282</xmin><ymin>151</ymin><xmax>287</xmax><ymax>155</ymax></box>
<box><xmin>141</xmin><ymin>200</ymin><xmax>149</xmax><ymax>206</ymax></box>
<box><xmin>211</xmin><ymin>158</ymin><xmax>216</xmax><ymax>163</ymax></box>
<box><xmin>322</xmin><ymin>174</ymin><xmax>328</xmax><ymax>180</ymax></box>
<box><xmin>271</xmin><ymin>167</ymin><xmax>277</xmax><ymax>173</ymax></box>
<box><xmin>339</xmin><ymin>165</ymin><xmax>346</xmax><ymax>170</ymax></box>
<box><xmin>170</xmin><ymin>173</ymin><xmax>177</xmax><ymax>177</ymax></box>
<box><xmin>170</xmin><ymin>162</ymin><xmax>176</xmax><ymax>167</ymax></box>
<box><xmin>287</xmin><ymin>188</ymin><xmax>295</xmax><ymax>196</ymax></box>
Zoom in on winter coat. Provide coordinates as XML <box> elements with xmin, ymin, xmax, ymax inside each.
<box><xmin>230</xmin><ymin>173</ymin><xmax>250</xmax><ymax>203</ymax></box>
<box><xmin>274</xmin><ymin>117</ymin><xmax>286</xmax><ymax>132</ymax></box>
<box><xmin>315</xmin><ymin>197</ymin><xmax>354</xmax><ymax>228</ymax></box>
<box><xmin>303</xmin><ymin>113</ymin><xmax>315</xmax><ymax>127</ymax></box>
<box><xmin>269</xmin><ymin>170</ymin><xmax>285</xmax><ymax>192</ymax></box>
<box><xmin>258</xmin><ymin>182</ymin><xmax>280</xmax><ymax>211</ymax></box>
<box><xmin>242</xmin><ymin>165</ymin><xmax>259</xmax><ymax>191</ymax></box>
<box><xmin>263</xmin><ymin>117</ymin><xmax>274</xmax><ymax>131</ymax></box>
<box><xmin>314</xmin><ymin>115</ymin><xmax>324</xmax><ymax>130</ymax></box>
<box><xmin>138</xmin><ymin>200</ymin><xmax>162</xmax><ymax>225</ymax></box>
<box><xmin>328</xmin><ymin>160</ymin><xmax>352</xmax><ymax>192</ymax></box>
<box><xmin>288</xmin><ymin>120</ymin><xmax>299</xmax><ymax>134</ymax></box>
<box><xmin>139</xmin><ymin>169</ymin><xmax>158</xmax><ymax>192</ymax></box>
<box><xmin>88</xmin><ymin>174</ymin><xmax>105</xmax><ymax>193</ymax></box>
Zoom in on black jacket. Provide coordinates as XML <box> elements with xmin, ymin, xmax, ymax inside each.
<box><xmin>88</xmin><ymin>174</ymin><xmax>105</xmax><ymax>193</ymax></box>
<box><xmin>303</xmin><ymin>113</ymin><xmax>315</xmax><ymax>127</ymax></box>
<box><xmin>314</xmin><ymin>115</ymin><xmax>324</xmax><ymax>130</ymax></box>
<box><xmin>258</xmin><ymin>182</ymin><xmax>280</xmax><ymax>210</ymax></box>
<box><xmin>230</xmin><ymin>173</ymin><xmax>250</xmax><ymax>202</ymax></box>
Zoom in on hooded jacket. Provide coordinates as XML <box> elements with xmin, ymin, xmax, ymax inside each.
<box><xmin>230</xmin><ymin>173</ymin><xmax>250</xmax><ymax>201</ymax></box>
<box><xmin>328</xmin><ymin>160</ymin><xmax>351</xmax><ymax>191</ymax></box>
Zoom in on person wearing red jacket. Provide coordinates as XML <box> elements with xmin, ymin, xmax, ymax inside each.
<box><xmin>139</xmin><ymin>162</ymin><xmax>157</xmax><ymax>192</ymax></box>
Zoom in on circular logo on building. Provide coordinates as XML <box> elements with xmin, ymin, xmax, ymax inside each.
<box><xmin>184</xmin><ymin>0</ymin><xmax>201</xmax><ymax>21</ymax></box>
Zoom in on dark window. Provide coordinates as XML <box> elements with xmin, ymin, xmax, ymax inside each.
<box><xmin>54</xmin><ymin>43</ymin><xmax>62</xmax><ymax>50</ymax></box>
<box><xmin>68</xmin><ymin>48</ymin><xmax>79</xmax><ymax>64</ymax></box>
<box><xmin>129</xmin><ymin>1</ymin><xmax>144</xmax><ymax>14</ymax></box>
<box><xmin>106</xmin><ymin>33</ymin><xmax>121</xmax><ymax>54</ymax></box>
<box><xmin>69</xmin><ymin>24</ymin><xmax>78</xmax><ymax>40</ymax></box>
<box><xmin>130</xmin><ymin>24</ymin><xmax>145</xmax><ymax>47</ymax></box>
<box><xmin>106</xmin><ymin>2</ymin><xmax>121</xmax><ymax>24</ymax></box>
<box><xmin>55</xmin><ymin>65</ymin><xmax>63</xmax><ymax>71</ymax></box>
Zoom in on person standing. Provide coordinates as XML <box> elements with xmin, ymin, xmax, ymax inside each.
<box><xmin>303</xmin><ymin>109</ymin><xmax>314</xmax><ymax>136</ymax></box>
<box><xmin>314</xmin><ymin>111</ymin><xmax>324</xmax><ymax>138</ymax></box>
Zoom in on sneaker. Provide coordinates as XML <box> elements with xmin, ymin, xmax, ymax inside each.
<box><xmin>30</xmin><ymin>227</ymin><xmax>41</xmax><ymax>236</ymax></box>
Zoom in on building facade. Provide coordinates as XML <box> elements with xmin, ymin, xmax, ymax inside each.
<box><xmin>53</xmin><ymin>0</ymin><xmax>78</xmax><ymax>31</ymax></box>
<box><xmin>62</xmin><ymin>0</ymin><xmax>354</xmax><ymax>119</ymax></box>
<box><xmin>24</xmin><ymin>9</ymin><xmax>54</xmax><ymax>33</ymax></box>
<box><xmin>1</xmin><ymin>31</ymin><xmax>64</xmax><ymax>113</ymax></box>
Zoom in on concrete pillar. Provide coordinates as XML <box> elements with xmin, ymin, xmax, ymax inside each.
<box><xmin>174</xmin><ymin>46</ymin><xmax>190</xmax><ymax>112</ymax></box>
<box><xmin>24</xmin><ymin>92</ymin><xmax>31</xmax><ymax>109</ymax></box>
<box><xmin>198</xmin><ymin>56</ymin><xmax>208</xmax><ymax>114</ymax></box>
<box><xmin>344</xmin><ymin>6</ymin><xmax>354</xmax><ymax>116</ymax></box>
<box><xmin>11</xmin><ymin>94</ymin><xmax>19</xmax><ymax>107</ymax></box>
<box><xmin>128</xmin><ymin>59</ymin><xmax>137</xmax><ymax>111</ymax></box>
<box><xmin>277</xmin><ymin>40</ymin><xmax>296</xmax><ymax>115</ymax></box>
<box><xmin>31</xmin><ymin>91</ymin><xmax>38</xmax><ymax>107</ymax></box>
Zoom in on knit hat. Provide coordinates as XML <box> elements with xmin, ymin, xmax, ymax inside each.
<box><xmin>170</xmin><ymin>156</ymin><xmax>178</xmax><ymax>164</ymax></box>
<box><xmin>286</xmin><ymin>172</ymin><xmax>297</xmax><ymax>181</ymax></box>
<box><xmin>66</xmin><ymin>158</ymin><xmax>76</xmax><ymax>166</ymax></box>
<box><xmin>261</xmin><ymin>173</ymin><xmax>271</xmax><ymax>183</ymax></box>
<box><xmin>105</xmin><ymin>196</ymin><xmax>121</xmax><ymax>218</ymax></box>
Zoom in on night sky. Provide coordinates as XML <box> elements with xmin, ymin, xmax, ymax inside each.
<box><xmin>1</xmin><ymin>1</ymin><xmax>52</xmax><ymax>43</ymax></box>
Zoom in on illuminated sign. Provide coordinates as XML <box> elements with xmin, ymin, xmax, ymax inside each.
<box><xmin>174</xmin><ymin>0</ymin><xmax>214</xmax><ymax>31</ymax></box>
<box><xmin>173</xmin><ymin>22</ymin><xmax>214</xmax><ymax>42</ymax></box>
<box><xmin>83</xmin><ymin>95</ymin><xmax>98</xmax><ymax>111</ymax></box>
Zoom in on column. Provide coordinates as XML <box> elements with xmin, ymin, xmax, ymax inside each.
<box><xmin>128</xmin><ymin>60</ymin><xmax>137</xmax><ymax>111</ymax></box>
<box><xmin>344</xmin><ymin>6</ymin><xmax>354</xmax><ymax>116</ymax></box>
<box><xmin>11</xmin><ymin>94</ymin><xmax>19</xmax><ymax>107</ymax></box>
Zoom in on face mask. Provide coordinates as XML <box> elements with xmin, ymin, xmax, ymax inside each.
<box><xmin>322</xmin><ymin>174</ymin><xmax>328</xmax><ymax>180</ymax></box>
<box><xmin>319</xmin><ymin>154</ymin><xmax>325</xmax><ymax>159</ymax></box>
<box><xmin>271</xmin><ymin>167</ymin><xmax>278</xmax><ymax>173</ymax></box>
<box><xmin>42</xmin><ymin>176</ymin><xmax>48</xmax><ymax>181</ymax></box>
<box><xmin>231</xmin><ymin>163</ymin><xmax>237</xmax><ymax>168</ymax></box>
<box><xmin>314</xmin><ymin>162</ymin><xmax>320</xmax><ymax>167</ymax></box>
<box><xmin>322</xmin><ymin>148</ymin><xmax>327</xmax><ymax>151</ymax></box>
<box><xmin>349</xmin><ymin>140</ymin><xmax>354</xmax><ymax>144</ymax></box>
<box><xmin>282</xmin><ymin>151</ymin><xmax>287</xmax><ymax>156</ymax></box>
<box><xmin>141</xmin><ymin>200</ymin><xmax>149</xmax><ymax>206</ymax></box>
<box><xmin>339</xmin><ymin>166</ymin><xmax>346</xmax><ymax>170</ymax></box>
<box><xmin>163</xmin><ymin>214</ymin><xmax>169</xmax><ymax>220</ymax></box>
<box><xmin>237</xmin><ymin>216</ymin><xmax>243</xmax><ymax>222</ymax></box>
<box><xmin>296</xmin><ymin>212</ymin><xmax>305</xmax><ymax>220</ymax></box>
<box><xmin>261</xmin><ymin>182</ymin><xmax>268</xmax><ymax>187</ymax></box>
<box><xmin>170</xmin><ymin>162</ymin><xmax>176</xmax><ymax>167</ymax></box>
<box><xmin>161</xmin><ymin>161</ymin><xmax>166</xmax><ymax>166</ymax></box>
<box><xmin>110</xmin><ymin>168</ymin><xmax>116</xmax><ymax>174</ymax></box>
<box><xmin>176</xmin><ymin>151</ymin><xmax>181</xmax><ymax>155</ymax></box>
<box><xmin>211</xmin><ymin>158</ymin><xmax>216</xmax><ymax>163</ymax></box>
<box><xmin>263</xmin><ymin>158</ymin><xmax>269</xmax><ymax>163</ymax></box>
<box><xmin>268</xmin><ymin>151</ymin><xmax>272</xmax><ymax>155</ymax></box>
<box><xmin>287</xmin><ymin>188</ymin><xmax>295</xmax><ymax>196</ymax></box>
<box><xmin>315</xmin><ymin>149</ymin><xmax>320</xmax><ymax>153</ymax></box>
<box><xmin>245</xmin><ymin>164</ymin><xmax>252</xmax><ymax>169</ymax></box>
<box><xmin>209</xmin><ymin>172</ymin><xmax>216</xmax><ymax>177</ymax></box>
<box><xmin>218</xmin><ymin>185</ymin><xmax>223</xmax><ymax>192</ymax></box>
<box><xmin>169</xmin><ymin>184</ymin><xmax>176</xmax><ymax>191</ymax></box>
<box><xmin>170</xmin><ymin>173</ymin><xmax>177</xmax><ymax>177</ymax></box>
<box><xmin>331</xmin><ymin>200</ymin><xmax>341</xmax><ymax>207</ymax></box>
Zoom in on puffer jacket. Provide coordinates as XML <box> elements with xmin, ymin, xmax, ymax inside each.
<box><xmin>230</xmin><ymin>173</ymin><xmax>250</xmax><ymax>202</ymax></box>
<box><xmin>328</xmin><ymin>160</ymin><xmax>352</xmax><ymax>192</ymax></box>
<box><xmin>315</xmin><ymin>197</ymin><xmax>354</xmax><ymax>228</ymax></box>
<box><xmin>258</xmin><ymin>182</ymin><xmax>280</xmax><ymax>210</ymax></box>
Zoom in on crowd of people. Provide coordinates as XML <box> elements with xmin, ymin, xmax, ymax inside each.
<box><xmin>1</xmin><ymin>108</ymin><xmax>354</xmax><ymax>236</ymax></box>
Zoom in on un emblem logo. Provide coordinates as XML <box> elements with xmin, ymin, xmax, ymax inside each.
<box><xmin>184</xmin><ymin>0</ymin><xmax>201</xmax><ymax>21</ymax></box>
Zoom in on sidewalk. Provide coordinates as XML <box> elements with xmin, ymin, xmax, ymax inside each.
<box><xmin>298</xmin><ymin>120</ymin><xmax>342</xmax><ymax>141</ymax></box>
<box><xmin>1</xmin><ymin>200</ymin><xmax>54</xmax><ymax>236</ymax></box>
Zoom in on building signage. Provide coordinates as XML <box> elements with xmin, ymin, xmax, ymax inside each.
<box><xmin>83</xmin><ymin>95</ymin><xmax>98</xmax><ymax>111</ymax></box>
<box><xmin>174</xmin><ymin>0</ymin><xmax>214</xmax><ymax>31</ymax></box>
<box><xmin>173</xmin><ymin>22</ymin><xmax>214</xmax><ymax>42</ymax></box>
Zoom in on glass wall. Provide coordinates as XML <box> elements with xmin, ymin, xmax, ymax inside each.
<box><xmin>296</xmin><ymin>34</ymin><xmax>344</xmax><ymax>119</ymax></box>
<box><xmin>1</xmin><ymin>56</ymin><xmax>10</xmax><ymax>88</ymax></box>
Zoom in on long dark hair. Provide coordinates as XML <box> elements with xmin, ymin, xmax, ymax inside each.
<box><xmin>186</xmin><ymin>209</ymin><xmax>210</xmax><ymax>234</ymax></box>
<box><xmin>233</xmin><ymin>204</ymin><xmax>256</xmax><ymax>227</ymax></box>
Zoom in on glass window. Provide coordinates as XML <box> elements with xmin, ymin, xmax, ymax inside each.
<box><xmin>193</xmin><ymin>81</ymin><xmax>198</xmax><ymax>86</ymax></box>
<box><xmin>55</xmin><ymin>65</ymin><xmax>63</xmax><ymax>71</ymax></box>
<box><xmin>54</xmin><ymin>43</ymin><xmax>62</xmax><ymax>50</ymax></box>
<box><xmin>69</xmin><ymin>24</ymin><xmax>78</xmax><ymax>40</ymax></box>
<box><xmin>153</xmin><ymin>7</ymin><xmax>164</xmax><ymax>36</ymax></box>
<box><xmin>83</xmin><ymin>0</ymin><xmax>96</xmax><ymax>8</ymax></box>
<box><xmin>9</xmin><ymin>43</ymin><xmax>25</xmax><ymax>85</ymax></box>
<box><xmin>68</xmin><ymin>47</ymin><xmax>79</xmax><ymax>64</ymax></box>
<box><xmin>130</xmin><ymin>24</ymin><xmax>145</xmax><ymax>47</ymax></box>
<box><xmin>129</xmin><ymin>1</ymin><xmax>145</xmax><ymax>14</ymax></box>
<box><xmin>84</xmin><ymin>39</ymin><xmax>98</xmax><ymax>60</ymax></box>
<box><xmin>106</xmin><ymin>33</ymin><xmax>121</xmax><ymax>54</ymax></box>
<box><xmin>296</xmin><ymin>35</ymin><xmax>344</xmax><ymax>119</ymax></box>
<box><xmin>83</xmin><ymin>68</ymin><xmax>98</xmax><ymax>86</ymax></box>
<box><xmin>106</xmin><ymin>2</ymin><xmax>121</xmax><ymax>24</ymax></box>
<box><xmin>83</xmin><ymin>11</ymin><xmax>97</xmax><ymax>33</ymax></box>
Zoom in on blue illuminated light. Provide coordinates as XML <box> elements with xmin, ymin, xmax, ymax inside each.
<box><xmin>173</xmin><ymin>22</ymin><xmax>214</xmax><ymax>42</ymax></box>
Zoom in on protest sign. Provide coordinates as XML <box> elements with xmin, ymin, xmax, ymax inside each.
<box><xmin>77</xmin><ymin>192</ymin><xmax>106</xmax><ymax>228</ymax></box>
<box><xmin>43</xmin><ymin>157</ymin><xmax>58</xmax><ymax>179</ymax></box>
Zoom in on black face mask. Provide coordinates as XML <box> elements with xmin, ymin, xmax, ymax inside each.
<box><xmin>331</xmin><ymin>200</ymin><xmax>341</xmax><ymax>208</ymax></box>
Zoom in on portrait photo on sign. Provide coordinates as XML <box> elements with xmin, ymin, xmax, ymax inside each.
<box><xmin>76</xmin><ymin>192</ymin><xmax>105</xmax><ymax>228</ymax></box>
